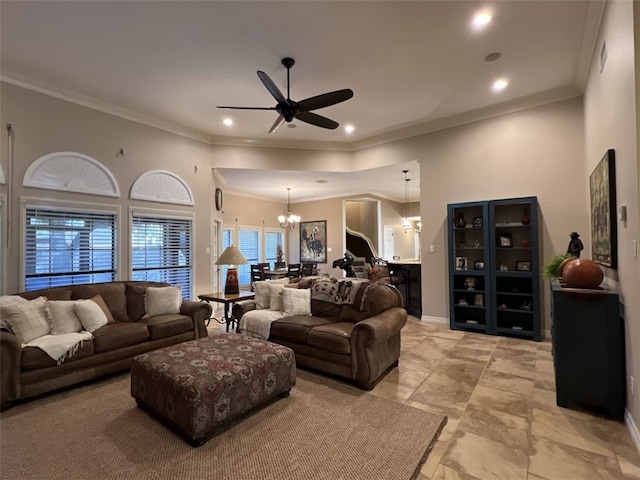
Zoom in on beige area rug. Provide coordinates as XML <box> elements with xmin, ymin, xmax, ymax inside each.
<box><xmin>1</xmin><ymin>371</ymin><xmax>446</xmax><ymax>480</ymax></box>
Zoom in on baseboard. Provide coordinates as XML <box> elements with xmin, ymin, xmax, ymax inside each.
<box><xmin>626</xmin><ymin>409</ymin><xmax>640</xmax><ymax>455</ymax></box>
<box><xmin>543</xmin><ymin>329</ymin><xmax>552</xmax><ymax>341</ymax></box>
<box><xmin>421</xmin><ymin>315</ymin><xmax>449</xmax><ymax>325</ymax></box>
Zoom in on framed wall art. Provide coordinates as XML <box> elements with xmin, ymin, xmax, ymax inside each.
<box><xmin>300</xmin><ymin>220</ymin><xmax>327</xmax><ymax>263</ymax></box>
<box><xmin>589</xmin><ymin>149</ymin><xmax>617</xmax><ymax>268</ymax></box>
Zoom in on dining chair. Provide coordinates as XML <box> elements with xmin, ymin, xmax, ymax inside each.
<box><xmin>301</xmin><ymin>262</ymin><xmax>317</xmax><ymax>277</ymax></box>
<box><xmin>250</xmin><ymin>264</ymin><xmax>265</xmax><ymax>284</ymax></box>
<box><xmin>287</xmin><ymin>263</ymin><xmax>301</xmax><ymax>278</ymax></box>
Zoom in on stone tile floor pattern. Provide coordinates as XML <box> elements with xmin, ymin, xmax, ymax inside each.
<box><xmin>209</xmin><ymin>314</ymin><xmax>640</xmax><ymax>479</ymax></box>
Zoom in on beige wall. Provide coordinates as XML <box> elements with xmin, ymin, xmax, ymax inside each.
<box><xmin>0</xmin><ymin>83</ymin><xmax>220</xmax><ymax>297</ymax></box>
<box><xmin>584</xmin><ymin>0</ymin><xmax>640</xmax><ymax>431</ymax></box>
<box><xmin>356</xmin><ymin>97</ymin><xmax>587</xmax><ymax>328</ymax></box>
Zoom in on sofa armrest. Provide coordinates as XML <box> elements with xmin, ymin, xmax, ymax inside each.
<box><xmin>1</xmin><ymin>331</ymin><xmax>22</xmax><ymax>406</ymax></box>
<box><xmin>352</xmin><ymin>307</ymin><xmax>407</xmax><ymax>346</ymax></box>
<box><xmin>350</xmin><ymin>307</ymin><xmax>407</xmax><ymax>387</ymax></box>
<box><xmin>231</xmin><ymin>300</ymin><xmax>257</xmax><ymax>321</ymax></box>
<box><xmin>180</xmin><ymin>300</ymin><xmax>212</xmax><ymax>338</ymax></box>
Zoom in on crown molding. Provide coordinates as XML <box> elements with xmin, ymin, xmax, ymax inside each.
<box><xmin>574</xmin><ymin>0</ymin><xmax>606</xmax><ymax>92</ymax></box>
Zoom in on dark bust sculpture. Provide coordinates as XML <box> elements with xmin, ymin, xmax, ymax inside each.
<box><xmin>332</xmin><ymin>252</ymin><xmax>356</xmax><ymax>277</ymax></box>
<box><xmin>567</xmin><ymin>232</ymin><xmax>584</xmax><ymax>258</ymax></box>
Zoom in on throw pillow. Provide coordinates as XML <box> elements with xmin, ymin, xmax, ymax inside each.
<box><xmin>268</xmin><ymin>283</ymin><xmax>286</xmax><ymax>311</ymax></box>
<box><xmin>74</xmin><ymin>299</ymin><xmax>109</xmax><ymax>332</ymax></box>
<box><xmin>0</xmin><ymin>295</ymin><xmax>28</xmax><ymax>332</ymax></box>
<box><xmin>46</xmin><ymin>300</ymin><xmax>84</xmax><ymax>334</ymax></box>
<box><xmin>144</xmin><ymin>286</ymin><xmax>182</xmax><ymax>317</ymax></box>
<box><xmin>88</xmin><ymin>295</ymin><xmax>115</xmax><ymax>323</ymax></box>
<box><xmin>253</xmin><ymin>281</ymin><xmax>271</xmax><ymax>309</ymax></box>
<box><xmin>3</xmin><ymin>296</ymin><xmax>50</xmax><ymax>343</ymax></box>
<box><xmin>283</xmin><ymin>287</ymin><xmax>311</xmax><ymax>316</ymax></box>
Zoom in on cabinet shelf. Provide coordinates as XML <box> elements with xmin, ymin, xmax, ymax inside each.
<box><xmin>448</xmin><ymin>197</ymin><xmax>540</xmax><ymax>341</ymax></box>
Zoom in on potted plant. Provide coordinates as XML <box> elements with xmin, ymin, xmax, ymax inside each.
<box><xmin>542</xmin><ymin>253</ymin><xmax>574</xmax><ymax>280</ymax></box>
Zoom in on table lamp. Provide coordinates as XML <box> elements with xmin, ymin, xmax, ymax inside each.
<box><xmin>215</xmin><ymin>246</ymin><xmax>249</xmax><ymax>295</ymax></box>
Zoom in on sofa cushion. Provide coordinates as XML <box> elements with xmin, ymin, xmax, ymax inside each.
<box><xmin>74</xmin><ymin>299</ymin><xmax>110</xmax><ymax>332</ymax></box>
<box><xmin>144</xmin><ymin>286</ymin><xmax>182</xmax><ymax>317</ymax></box>
<box><xmin>92</xmin><ymin>322</ymin><xmax>150</xmax><ymax>353</ymax></box>
<box><xmin>21</xmin><ymin>340</ymin><xmax>95</xmax><ymax>371</ymax></box>
<box><xmin>125</xmin><ymin>282</ymin><xmax>167</xmax><ymax>321</ymax></box>
<box><xmin>46</xmin><ymin>300</ymin><xmax>84</xmax><ymax>334</ymax></box>
<box><xmin>139</xmin><ymin>315</ymin><xmax>192</xmax><ymax>340</ymax></box>
<box><xmin>307</xmin><ymin>322</ymin><xmax>354</xmax><ymax>355</ymax></box>
<box><xmin>270</xmin><ymin>315</ymin><xmax>333</xmax><ymax>343</ymax></box>
<box><xmin>72</xmin><ymin>283</ymin><xmax>128</xmax><ymax>322</ymax></box>
<box><xmin>283</xmin><ymin>288</ymin><xmax>311</xmax><ymax>316</ymax></box>
<box><xmin>3</xmin><ymin>297</ymin><xmax>50</xmax><ymax>343</ymax></box>
<box><xmin>19</xmin><ymin>287</ymin><xmax>73</xmax><ymax>302</ymax></box>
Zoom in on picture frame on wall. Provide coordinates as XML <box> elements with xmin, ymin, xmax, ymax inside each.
<box><xmin>589</xmin><ymin>149</ymin><xmax>617</xmax><ymax>268</ymax></box>
<box><xmin>300</xmin><ymin>220</ymin><xmax>327</xmax><ymax>263</ymax></box>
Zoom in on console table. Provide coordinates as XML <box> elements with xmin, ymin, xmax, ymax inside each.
<box><xmin>551</xmin><ymin>281</ymin><xmax>625</xmax><ymax>420</ymax></box>
<box><xmin>198</xmin><ymin>291</ymin><xmax>256</xmax><ymax>332</ymax></box>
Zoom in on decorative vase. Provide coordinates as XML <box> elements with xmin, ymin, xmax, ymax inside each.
<box><xmin>562</xmin><ymin>259</ymin><xmax>604</xmax><ymax>289</ymax></box>
<box><xmin>521</xmin><ymin>209</ymin><xmax>531</xmax><ymax>225</ymax></box>
<box><xmin>455</xmin><ymin>213</ymin><xmax>466</xmax><ymax>228</ymax></box>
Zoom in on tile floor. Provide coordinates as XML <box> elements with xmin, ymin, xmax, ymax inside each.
<box><xmin>209</xmin><ymin>314</ymin><xmax>640</xmax><ymax>479</ymax></box>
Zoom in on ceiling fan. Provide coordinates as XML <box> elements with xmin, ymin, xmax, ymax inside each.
<box><xmin>217</xmin><ymin>57</ymin><xmax>354</xmax><ymax>134</ymax></box>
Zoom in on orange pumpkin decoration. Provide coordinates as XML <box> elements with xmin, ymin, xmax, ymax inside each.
<box><xmin>563</xmin><ymin>259</ymin><xmax>604</xmax><ymax>289</ymax></box>
<box><xmin>557</xmin><ymin>257</ymin><xmax>576</xmax><ymax>278</ymax></box>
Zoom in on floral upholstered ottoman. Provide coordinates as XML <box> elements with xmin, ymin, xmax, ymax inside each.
<box><xmin>130</xmin><ymin>332</ymin><xmax>296</xmax><ymax>446</ymax></box>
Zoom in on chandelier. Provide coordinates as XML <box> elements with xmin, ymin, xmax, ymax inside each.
<box><xmin>402</xmin><ymin>170</ymin><xmax>412</xmax><ymax>233</ymax></box>
<box><xmin>278</xmin><ymin>188</ymin><xmax>301</xmax><ymax>229</ymax></box>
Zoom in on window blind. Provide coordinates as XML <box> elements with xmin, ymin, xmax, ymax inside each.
<box><xmin>131</xmin><ymin>215</ymin><xmax>192</xmax><ymax>299</ymax></box>
<box><xmin>265</xmin><ymin>230</ymin><xmax>284</xmax><ymax>266</ymax></box>
<box><xmin>25</xmin><ymin>207</ymin><xmax>117</xmax><ymax>291</ymax></box>
<box><xmin>238</xmin><ymin>227</ymin><xmax>261</xmax><ymax>286</ymax></box>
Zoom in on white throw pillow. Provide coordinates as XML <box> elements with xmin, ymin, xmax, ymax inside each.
<box><xmin>0</xmin><ymin>295</ymin><xmax>28</xmax><ymax>332</ymax></box>
<box><xmin>144</xmin><ymin>286</ymin><xmax>182</xmax><ymax>317</ymax></box>
<box><xmin>74</xmin><ymin>299</ymin><xmax>109</xmax><ymax>332</ymax></box>
<box><xmin>3</xmin><ymin>296</ymin><xmax>50</xmax><ymax>343</ymax></box>
<box><xmin>254</xmin><ymin>278</ymin><xmax>291</xmax><ymax>309</ymax></box>
<box><xmin>283</xmin><ymin>288</ymin><xmax>311</xmax><ymax>316</ymax></box>
<box><xmin>268</xmin><ymin>284</ymin><xmax>286</xmax><ymax>311</ymax></box>
<box><xmin>46</xmin><ymin>300</ymin><xmax>84</xmax><ymax>334</ymax></box>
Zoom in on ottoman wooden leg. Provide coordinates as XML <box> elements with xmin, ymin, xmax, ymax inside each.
<box><xmin>189</xmin><ymin>436</ymin><xmax>207</xmax><ymax>448</ymax></box>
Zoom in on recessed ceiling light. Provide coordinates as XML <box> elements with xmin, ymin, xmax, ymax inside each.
<box><xmin>492</xmin><ymin>78</ymin><xmax>509</xmax><ymax>92</ymax></box>
<box><xmin>472</xmin><ymin>10</ymin><xmax>492</xmax><ymax>30</ymax></box>
<box><xmin>223</xmin><ymin>118</ymin><xmax>233</xmax><ymax>126</ymax></box>
<box><xmin>345</xmin><ymin>124</ymin><xmax>355</xmax><ymax>134</ymax></box>
<box><xmin>287</xmin><ymin>123</ymin><xmax>297</xmax><ymax>128</ymax></box>
<box><xmin>484</xmin><ymin>52</ymin><xmax>501</xmax><ymax>62</ymax></box>
<box><xmin>315</xmin><ymin>179</ymin><xmax>329</xmax><ymax>184</ymax></box>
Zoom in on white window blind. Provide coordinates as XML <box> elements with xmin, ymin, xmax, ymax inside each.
<box><xmin>25</xmin><ymin>207</ymin><xmax>117</xmax><ymax>291</ymax></box>
<box><xmin>131</xmin><ymin>214</ymin><xmax>193</xmax><ymax>299</ymax></box>
<box><xmin>238</xmin><ymin>227</ymin><xmax>260</xmax><ymax>286</ymax></box>
<box><xmin>265</xmin><ymin>230</ymin><xmax>284</xmax><ymax>267</ymax></box>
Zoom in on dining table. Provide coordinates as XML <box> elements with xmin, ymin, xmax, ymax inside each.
<box><xmin>263</xmin><ymin>268</ymin><xmax>289</xmax><ymax>279</ymax></box>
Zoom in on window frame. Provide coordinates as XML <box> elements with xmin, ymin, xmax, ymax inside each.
<box><xmin>129</xmin><ymin>206</ymin><xmax>194</xmax><ymax>300</ymax></box>
<box><xmin>264</xmin><ymin>227</ymin><xmax>285</xmax><ymax>268</ymax></box>
<box><xmin>21</xmin><ymin>197</ymin><xmax>121</xmax><ymax>292</ymax></box>
<box><xmin>237</xmin><ymin>224</ymin><xmax>262</xmax><ymax>288</ymax></box>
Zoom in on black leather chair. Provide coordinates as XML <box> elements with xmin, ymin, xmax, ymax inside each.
<box><xmin>250</xmin><ymin>264</ymin><xmax>265</xmax><ymax>284</ymax></box>
<box><xmin>301</xmin><ymin>262</ymin><xmax>318</xmax><ymax>276</ymax></box>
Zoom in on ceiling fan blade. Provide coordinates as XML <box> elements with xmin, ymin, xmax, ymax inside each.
<box><xmin>296</xmin><ymin>111</ymin><xmax>339</xmax><ymax>130</ymax></box>
<box><xmin>268</xmin><ymin>114</ymin><xmax>285</xmax><ymax>134</ymax></box>
<box><xmin>217</xmin><ymin>106</ymin><xmax>276</xmax><ymax>110</ymax></box>
<box><xmin>257</xmin><ymin>71</ymin><xmax>287</xmax><ymax>103</ymax></box>
<box><xmin>298</xmin><ymin>89</ymin><xmax>354</xmax><ymax>112</ymax></box>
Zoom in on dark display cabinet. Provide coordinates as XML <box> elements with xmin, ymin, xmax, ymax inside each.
<box><xmin>448</xmin><ymin>197</ymin><xmax>541</xmax><ymax>341</ymax></box>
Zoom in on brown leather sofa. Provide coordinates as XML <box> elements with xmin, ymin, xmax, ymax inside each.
<box><xmin>233</xmin><ymin>280</ymin><xmax>407</xmax><ymax>390</ymax></box>
<box><xmin>1</xmin><ymin>281</ymin><xmax>211</xmax><ymax>409</ymax></box>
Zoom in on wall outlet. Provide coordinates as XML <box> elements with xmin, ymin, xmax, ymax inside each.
<box><xmin>429</xmin><ymin>244</ymin><xmax>435</xmax><ymax>253</ymax></box>
<box><xmin>205</xmin><ymin>247</ymin><xmax>210</xmax><ymax>255</ymax></box>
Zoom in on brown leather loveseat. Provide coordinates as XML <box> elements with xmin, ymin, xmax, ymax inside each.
<box><xmin>0</xmin><ymin>281</ymin><xmax>211</xmax><ymax>409</ymax></box>
<box><xmin>233</xmin><ymin>278</ymin><xmax>407</xmax><ymax>390</ymax></box>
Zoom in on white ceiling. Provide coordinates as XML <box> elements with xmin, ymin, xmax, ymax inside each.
<box><xmin>0</xmin><ymin>1</ymin><xmax>602</xmax><ymax>202</ymax></box>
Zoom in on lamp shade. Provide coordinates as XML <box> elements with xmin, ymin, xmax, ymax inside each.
<box><xmin>215</xmin><ymin>246</ymin><xmax>248</xmax><ymax>266</ymax></box>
